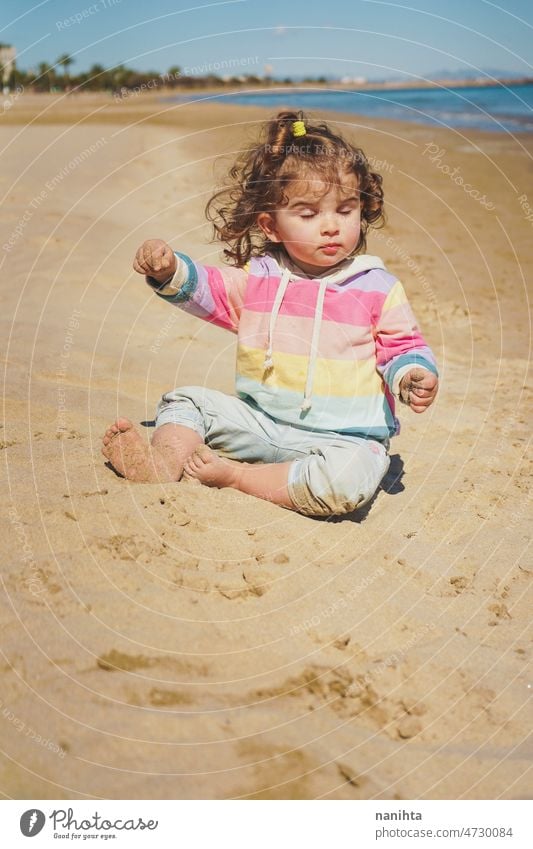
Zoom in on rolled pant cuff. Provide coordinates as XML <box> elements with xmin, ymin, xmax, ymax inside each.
<box><xmin>155</xmin><ymin>409</ymin><xmax>205</xmax><ymax>438</ymax></box>
<box><xmin>287</xmin><ymin>459</ymin><xmax>344</xmax><ymax>517</ymax></box>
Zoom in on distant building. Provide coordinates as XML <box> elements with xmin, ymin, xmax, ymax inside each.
<box><xmin>340</xmin><ymin>76</ymin><xmax>367</xmax><ymax>86</ymax></box>
<box><xmin>0</xmin><ymin>43</ymin><xmax>16</xmax><ymax>86</ymax></box>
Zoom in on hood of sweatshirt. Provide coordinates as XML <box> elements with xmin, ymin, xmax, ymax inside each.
<box><xmin>275</xmin><ymin>250</ymin><xmax>385</xmax><ymax>282</ymax></box>
<box><xmin>263</xmin><ymin>251</ymin><xmax>386</xmax><ymax>413</ymax></box>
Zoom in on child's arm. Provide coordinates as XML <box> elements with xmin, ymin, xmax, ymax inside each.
<box><xmin>374</xmin><ymin>279</ymin><xmax>439</xmax><ymax>413</ymax></box>
<box><xmin>134</xmin><ymin>239</ymin><xmax>248</xmax><ymax>333</ymax></box>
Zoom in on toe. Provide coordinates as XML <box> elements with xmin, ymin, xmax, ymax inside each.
<box><xmin>188</xmin><ymin>455</ymin><xmax>202</xmax><ymax>471</ymax></box>
<box><xmin>195</xmin><ymin>445</ymin><xmax>213</xmax><ymax>462</ymax></box>
<box><xmin>115</xmin><ymin>417</ymin><xmax>134</xmax><ymax>432</ymax></box>
<box><xmin>195</xmin><ymin>454</ymin><xmax>208</xmax><ymax>471</ymax></box>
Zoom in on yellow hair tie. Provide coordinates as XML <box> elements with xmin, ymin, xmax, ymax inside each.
<box><xmin>292</xmin><ymin>120</ymin><xmax>306</xmax><ymax>137</ymax></box>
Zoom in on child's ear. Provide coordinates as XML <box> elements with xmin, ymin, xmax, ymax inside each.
<box><xmin>257</xmin><ymin>212</ymin><xmax>281</xmax><ymax>243</ymax></box>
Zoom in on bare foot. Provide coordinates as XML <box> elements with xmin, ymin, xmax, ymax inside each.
<box><xmin>101</xmin><ymin>418</ymin><xmax>176</xmax><ymax>483</ymax></box>
<box><xmin>182</xmin><ymin>445</ymin><xmax>244</xmax><ymax>489</ymax></box>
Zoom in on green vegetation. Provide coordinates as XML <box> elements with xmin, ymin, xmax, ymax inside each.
<box><xmin>5</xmin><ymin>59</ymin><xmax>316</xmax><ymax>94</ymax></box>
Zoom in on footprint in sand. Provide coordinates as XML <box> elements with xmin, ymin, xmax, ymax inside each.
<box><xmin>487</xmin><ymin>601</ymin><xmax>512</xmax><ymax>625</ymax></box>
<box><xmin>56</xmin><ymin>429</ymin><xmax>83</xmax><ymax>440</ymax></box>
<box><xmin>214</xmin><ymin>560</ymin><xmax>278</xmax><ymax>599</ymax></box>
<box><xmin>96</xmin><ymin>649</ymin><xmax>209</xmax><ymax>677</ymax></box>
<box><xmin>92</xmin><ymin>533</ymin><xmax>167</xmax><ymax>561</ymax></box>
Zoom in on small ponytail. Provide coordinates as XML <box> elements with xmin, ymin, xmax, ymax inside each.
<box><xmin>266</xmin><ymin>110</ymin><xmax>305</xmax><ymax>157</ymax></box>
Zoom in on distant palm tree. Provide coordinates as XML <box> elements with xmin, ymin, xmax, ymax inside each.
<box><xmin>84</xmin><ymin>64</ymin><xmax>109</xmax><ymax>91</ymax></box>
<box><xmin>37</xmin><ymin>61</ymin><xmax>54</xmax><ymax>92</ymax></box>
<box><xmin>57</xmin><ymin>53</ymin><xmax>74</xmax><ymax>86</ymax></box>
<box><xmin>112</xmin><ymin>64</ymin><xmax>129</xmax><ymax>86</ymax></box>
<box><xmin>167</xmin><ymin>65</ymin><xmax>181</xmax><ymax>80</ymax></box>
<box><xmin>88</xmin><ymin>64</ymin><xmax>105</xmax><ymax>78</ymax></box>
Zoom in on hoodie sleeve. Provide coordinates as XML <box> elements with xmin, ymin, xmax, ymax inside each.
<box><xmin>374</xmin><ymin>278</ymin><xmax>438</xmax><ymax>397</ymax></box>
<box><xmin>146</xmin><ymin>251</ymin><xmax>249</xmax><ymax>334</ymax></box>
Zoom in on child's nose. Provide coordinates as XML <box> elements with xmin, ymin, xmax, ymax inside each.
<box><xmin>320</xmin><ymin>214</ymin><xmax>340</xmax><ymax>234</ymax></box>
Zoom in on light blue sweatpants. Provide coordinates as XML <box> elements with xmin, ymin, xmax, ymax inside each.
<box><xmin>155</xmin><ymin>386</ymin><xmax>391</xmax><ymax>517</ymax></box>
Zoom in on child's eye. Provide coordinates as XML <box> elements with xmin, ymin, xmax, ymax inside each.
<box><xmin>300</xmin><ymin>211</ymin><xmax>316</xmax><ymax>218</ymax></box>
<box><xmin>339</xmin><ymin>208</ymin><xmax>354</xmax><ymax>215</ymax></box>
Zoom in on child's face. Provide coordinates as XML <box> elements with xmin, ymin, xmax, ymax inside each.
<box><xmin>257</xmin><ymin>172</ymin><xmax>362</xmax><ymax>275</ymax></box>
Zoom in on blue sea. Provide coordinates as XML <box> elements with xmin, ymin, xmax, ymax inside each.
<box><xmin>166</xmin><ymin>83</ymin><xmax>533</xmax><ymax>134</ymax></box>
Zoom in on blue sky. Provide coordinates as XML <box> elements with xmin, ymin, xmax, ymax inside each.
<box><xmin>1</xmin><ymin>0</ymin><xmax>532</xmax><ymax>80</ymax></box>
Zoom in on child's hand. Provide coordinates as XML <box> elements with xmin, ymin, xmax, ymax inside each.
<box><xmin>399</xmin><ymin>367</ymin><xmax>438</xmax><ymax>413</ymax></box>
<box><xmin>133</xmin><ymin>239</ymin><xmax>177</xmax><ymax>283</ymax></box>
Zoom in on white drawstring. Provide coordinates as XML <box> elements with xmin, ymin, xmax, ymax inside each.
<box><xmin>263</xmin><ymin>267</ymin><xmax>329</xmax><ymax>414</ymax></box>
<box><xmin>262</xmin><ymin>254</ymin><xmax>385</xmax><ymax>413</ymax></box>
<box><xmin>300</xmin><ymin>277</ymin><xmax>328</xmax><ymax>412</ymax></box>
<box><xmin>263</xmin><ymin>267</ymin><xmax>291</xmax><ymax>371</ymax></box>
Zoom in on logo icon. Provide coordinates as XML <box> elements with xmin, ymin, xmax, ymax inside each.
<box><xmin>20</xmin><ymin>810</ymin><xmax>46</xmax><ymax>837</ymax></box>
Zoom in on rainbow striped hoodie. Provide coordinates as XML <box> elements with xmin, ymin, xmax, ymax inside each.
<box><xmin>147</xmin><ymin>250</ymin><xmax>438</xmax><ymax>442</ymax></box>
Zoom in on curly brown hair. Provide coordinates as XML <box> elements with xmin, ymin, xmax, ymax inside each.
<box><xmin>205</xmin><ymin>110</ymin><xmax>385</xmax><ymax>267</ymax></box>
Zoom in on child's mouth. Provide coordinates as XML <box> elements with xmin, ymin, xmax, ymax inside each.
<box><xmin>320</xmin><ymin>244</ymin><xmax>342</xmax><ymax>255</ymax></box>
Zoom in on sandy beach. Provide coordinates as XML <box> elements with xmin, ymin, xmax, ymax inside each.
<box><xmin>1</xmin><ymin>91</ymin><xmax>531</xmax><ymax>799</ymax></box>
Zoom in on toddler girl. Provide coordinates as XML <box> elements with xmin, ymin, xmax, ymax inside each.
<box><xmin>102</xmin><ymin>111</ymin><xmax>439</xmax><ymax>517</ymax></box>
